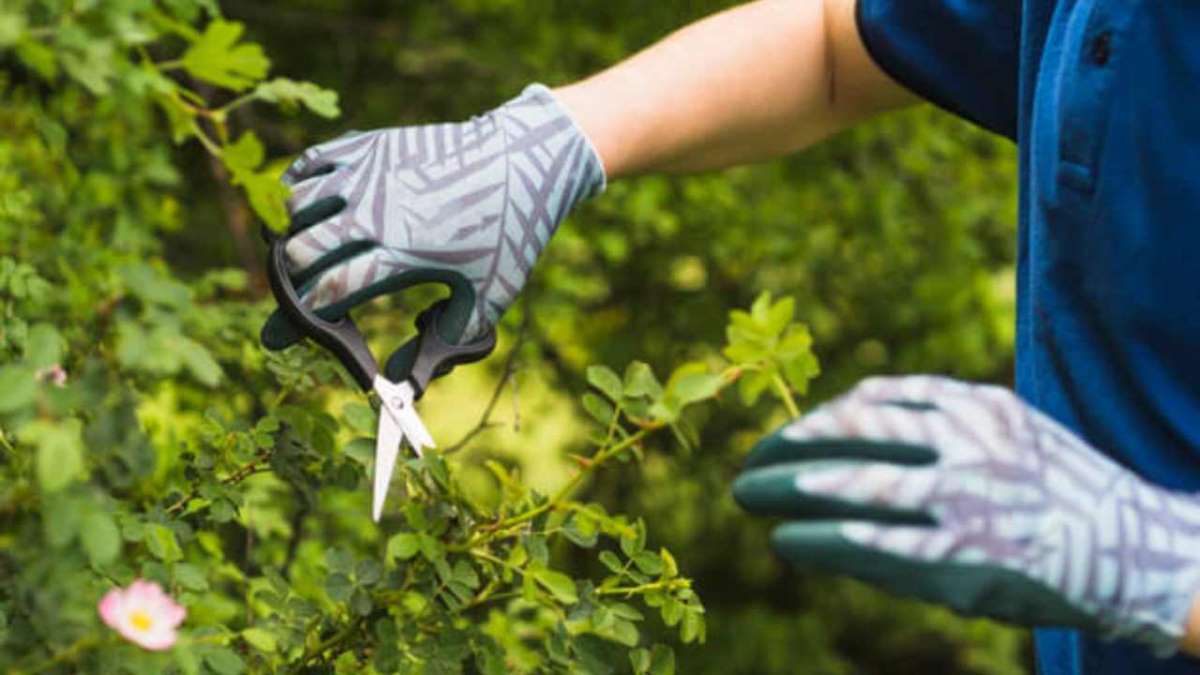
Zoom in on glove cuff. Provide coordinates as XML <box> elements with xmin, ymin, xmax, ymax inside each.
<box><xmin>500</xmin><ymin>83</ymin><xmax>608</xmax><ymax>201</ymax></box>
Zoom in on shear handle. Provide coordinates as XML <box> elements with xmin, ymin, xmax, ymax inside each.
<box><xmin>408</xmin><ymin>300</ymin><xmax>497</xmax><ymax>399</ymax></box>
<box><xmin>267</xmin><ymin>239</ymin><xmax>378</xmax><ymax>391</ymax></box>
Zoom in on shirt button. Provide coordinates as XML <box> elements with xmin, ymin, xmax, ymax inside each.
<box><xmin>1089</xmin><ymin>31</ymin><xmax>1113</xmax><ymax>66</ymax></box>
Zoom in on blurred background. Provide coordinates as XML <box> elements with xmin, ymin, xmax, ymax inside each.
<box><xmin>176</xmin><ymin>0</ymin><xmax>1022</xmax><ymax>672</ymax></box>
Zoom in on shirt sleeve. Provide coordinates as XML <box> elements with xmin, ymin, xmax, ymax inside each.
<box><xmin>856</xmin><ymin>0</ymin><xmax>1021</xmax><ymax>139</ymax></box>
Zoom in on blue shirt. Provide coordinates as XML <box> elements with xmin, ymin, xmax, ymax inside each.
<box><xmin>855</xmin><ymin>1</ymin><xmax>1200</xmax><ymax>673</ymax></box>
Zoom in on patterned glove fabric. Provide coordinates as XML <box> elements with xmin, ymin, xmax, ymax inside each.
<box><xmin>261</xmin><ymin>83</ymin><xmax>605</xmax><ymax>374</ymax></box>
<box><xmin>733</xmin><ymin>375</ymin><xmax>1200</xmax><ymax>656</ymax></box>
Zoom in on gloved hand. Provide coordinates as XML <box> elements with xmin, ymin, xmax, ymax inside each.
<box><xmin>260</xmin><ymin>84</ymin><xmax>605</xmax><ymax>379</ymax></box>
<box><xmin>733</xmin><ymin>375</ymin><xmax>1200</xmax><ymax>656</ymax></box>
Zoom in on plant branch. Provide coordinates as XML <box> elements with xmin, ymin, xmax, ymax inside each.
<box><xmin>771</xmin><ymin>374</ymin><xmax>801</xmax><ymax>418</ymax></box>
<box><xmin>596</xmin><ymin>578</ymin><xmax>690</xmax><ymax>597</ymax></box>
<box><xmin>444</xmin><ymin>313</ymin><xmax>528</xmax><ymax>455</ymax></box>
<box><xmin>292</xmin><ymin>616</ymin><xmax>364</xmax><ymax>671</ymax></box>
<box><xmin>479</xmin><ymin>427</ymin><xmax>653</xmax><ymax>536</ymax></box>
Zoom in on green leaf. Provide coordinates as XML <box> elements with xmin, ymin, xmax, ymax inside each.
<box><xmin>60</xmin><ymin>42</ymin><xmax>114</xmax><ymax>94</ymax></box>
<box><xmin>581</xmin><ymin>392</ymin><xmax>615</xmax><ymax>425</ymax></box>
<box><xmin>204</xmin><ymin>647</ymin><xmax>245</xmax><ymax>675</ymax></box>
<box><xmin>619</xmin><ymin>519</ymin><xmax>645</xmax><ymax>558</ymax></box>
<box><xmin>418</xmin><ymin>533</ymin><xmax>444</xmax><ymax>562</ymax></box>
<box><xmin>764</xmin><ymin>295</ymin><xmax>795</xmax><ymax>338</ymax></box>
<box><xmin>666</xmin><ymin>365</ymin><xmax>723</xmax><ymax>406</ymax></box>
<box><xmin>343</xmin><ymin>437</ymin><xmax>375</xmax><ymax>468</ymax></box>
<box><xmin>598</xmin><ymin>551</ymin><xmax>623</xmax><ymax>574</ymax></box>
<box><xmin>680</xmin><ymin>608</ymin><xmax>705</xmax><ymax>644</ymax></box>
<box><xmin>0</xmin><ymin>13</ymin><xmax>27</xmax><ymax>49</ymax></box>
<box><xmin>175</xmin><ymin>563</ymin><xmax>209</xmax><ymax>592</ymax></box>
<box><xmin>452</xmin><ymin>560</ymin><xmax>480</xmax><ymax>590</ymax></box>
<box><xmin>146</xmin><ymin>524</ymin><xmax>183</xmax><ymax>562</ymax></box>
<box><xmin>22</xmin><ymin>419</ymin><xmax>84</xmax><ymax>492</ymax></box>
<box><xmin>254</xmin><ymin>78</ymin><xmax>340</xmax><ymax>118</ymax></box>
<box><xmin>660</xmin><ymin>597</ymin><xmax>683</xmax><ymax>627</ymax></box>
<box><xmin>750</xmin><ymin>291</ymin><xmax>773</xmax><ymax>324</ymax></box>
<box><xmin>221</xmin><ymin>133</ymin><xmax>290</xmax><ymax>230</ymax></box>
<box><xmin>181</xmin><ymin>20</ymin><xmax>270</xmax><ymax>91</ymax></box>
<box><xmin>326</xmin><ymin>547</ymin><xmax>354</xmax><ymax>572</ymax></box>
<box><xmin>240</xmin><ymin>169</ymin><xmax>290</xmax><ymax>231</ymax></box>
<box><xmin>632</xmin><ymin>551</ymin><xmax>663</xmax><ymax>576</ymax></box>
<box><xmin>623</xmin><ymin>361</ymin><xmax>663</xmax><ymax>399</ymax></box>
<box><xmin>80</xmin><ymin>511</ymin><xmax>121</xmax><ymax>566</ymax></box>
<box><xmin>25</xmin><ymin>323</ymin><xmax>63</xmax><ymax>369</ymax></box>
<box><xmin>222</xmin><ymin>131</ymin><xmax>265</xmax><ymax>173</ymax></box>
<box><xmin>594</xmin><ymin>617</ymin><xmax>639</xmax><ymax>647</ymax></box>
<box><xmin>529</xmin><ymin>567</ymin><xmax>578</xmax><ymax>605</ymax></box>
<box><xmin>563</xmin><ymin>512</ymin><xmax>599</xmax><ymax>549</ymax></box>
<box><xmin>343</xmin><ymin>403</ymin><xmax>376</xmax><ymax>435</ymax></box>
<box><xmin>325</xmin><ymin>572</ymin><xmax>353</xmax><ymax>602</ymax></box>
<box><xmin>355</xmin><ymin>558</ymin><xmax>383</xmax><ymax>586</ymax></box>
<box><xmin>586</xmin><ymin>365</ymin><xmax>623</xmax><ymax>402</ymax></box>
<box><xmin>386</xmin><ymin>533</ymin><xmax>419</xmax><ymax>564</ymax></box>
<box><xmin>631</xmin><ymin>648</ymin><xmax>650</xmax><ymax>675</ymax></box>
<box><xmin>241</xmin><ymin>627</ymin><xmax>276</xmax><ymax>653</ymax></box>
<box><xmin>737</xmin><ymin>370</ymin><xmax>773</xmax><ymax>407</ymax></box>
<box><xmin>350</xmin><ymin>587</ymin><xmax>373</xmax><ymax>616</ymax></box>
<box><xmin>42</xmin><ymin>495</ymin><xmax>83</xmax><ymax>548</ymax></box>
<box><xmin>15</xmin><ymin>39</ymin><xmax>57</xmax><ymax>80</ymax></box>
<box><xmin>609</xmin><ymin>603</ymin><xmax>643</xmax><ymax>621</ymax></box>
<box><xmin>648</xmin><ymin>644</ymin><xmax>676</xmax><ymax>675</ymax></box>
<box><xmin>0</xmin><ymin>365</ymin><xmax>37</xmax><ymax>413</ymax></box>
<box><xmin>176</xmin><ymin>336</ymin><xmax>222</xmax><ymax>386</ymax></box>
<box><xmin>660</xmin><ymin>549</ymin><xmax>678</xmax><ymax>578</ymax></box>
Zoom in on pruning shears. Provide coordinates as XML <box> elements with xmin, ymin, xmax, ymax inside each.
<box><xmin>265</xmin><ymin>239</ymin><xmax>495</xmax><ymax>522</ymax></box>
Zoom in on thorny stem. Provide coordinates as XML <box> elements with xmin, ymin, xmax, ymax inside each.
<box><xmin>480</xmin><ymin>427</ymin><xmax>654</xmax><ymax>535</ymax></box>
<box><xmin>596</xmin><ymin>578</ymin><xmax>690</xmax><ymax>597</ymax></box>
<box><xmin>165</xmin><ymin>451</ymin><xmax>273</xmax><ymax>515</ymax></box>
<box><xmin>292</xmin><ymin>616</ymin><xmax>364</xmax><ymax>671</ymax></box>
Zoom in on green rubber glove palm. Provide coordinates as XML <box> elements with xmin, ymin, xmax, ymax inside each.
<box><xmin>733</xmin><ymin>375</ymin><xmax>1200</xmax><ymax>656</ymax></box>
<box><xmin>260</xmin><ymin>84</ymin><xmax>605</xmax><ymax>379</ymax></box>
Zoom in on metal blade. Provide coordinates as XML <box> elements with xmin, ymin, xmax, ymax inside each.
<box><xmin>370</xmin><ymin>375</ymin><xmax>439</xmax><ymax>521</ymax></box>
<box><xmin>394</xmin><ymin>381</ymin><xmax>436</xmax><ymax>450</ymax></box>
<box><xmin>371</xmin><ymin>400</ymin><xmax>405</xmax><ymax>523</ymax></box>
<box><xmin>374</xmin><ymin>376</ymin><xmax>436</xmax><ymax>451</ymax></box>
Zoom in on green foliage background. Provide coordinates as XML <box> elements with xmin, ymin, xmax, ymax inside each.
<box><xmin>0</xmin><ymin>0</ymin><xmax>1025</xmax><ymax>673</ymax></box>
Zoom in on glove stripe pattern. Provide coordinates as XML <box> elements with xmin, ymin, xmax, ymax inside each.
<box><xmin>281</xmin><ymin>84</ymin><xmax>605</xmax><ymax>341</ymax></box>
<box><xmin>773</xmin><ymin>375</ymin><xmax>1200</xmax><ymax>654</ymax></box>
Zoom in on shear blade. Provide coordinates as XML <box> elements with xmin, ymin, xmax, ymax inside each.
<box><xmin>370</xmin><ymin>376</ymin><xmax>437</xmax><ymax>522</ymax></box>
<box><xmin>372</xmin><ymin>406</ymin><xmax>404</xmax><ymax>522</ymax></box>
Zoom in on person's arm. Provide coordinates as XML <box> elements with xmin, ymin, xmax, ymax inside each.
<box><xmin>554</xmin><ymin>0</ymin><xmax>914</xmax><ymax>178</ymax></box>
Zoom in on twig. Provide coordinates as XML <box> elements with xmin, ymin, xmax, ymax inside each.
<box><xmin>771</xmin><ymin>374</ymin><xmax>801</xmax><ymax>418</ymax></box>
<box><xmin>443</xmin><ymin>315</ymin><xmax>528</xmax><ymax>454</ymax></box>
<box><xmin>291</xmin><ymin>616</ymin><xmax>364</xmax><ymax>671</ymax></box>
<box><xmin>479</xmin><ymin>427</ymin><xmax>653</xmax><ymax>535</ymax></box>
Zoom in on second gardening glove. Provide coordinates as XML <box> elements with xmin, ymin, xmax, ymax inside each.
<box><xmin>733</xmin><ymin>375</ymin><xmax>1200</xmax><ymax>656</ymax></box>
<box><xmin>261</xmin><ymin>84</ymin><xmax>605</xmax><ymax>378</ymax></box>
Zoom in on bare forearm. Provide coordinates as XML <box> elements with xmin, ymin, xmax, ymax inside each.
<box><xmin>553</xmin><ymin>0</ymin><xmax>914</xmax><ymax>179</ymax></box>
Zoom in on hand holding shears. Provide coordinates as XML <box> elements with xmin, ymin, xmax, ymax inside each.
<box><xmin>265</xmin><ymin>240</ymin><xmax>495</xmax><ymax>521</ymax></box>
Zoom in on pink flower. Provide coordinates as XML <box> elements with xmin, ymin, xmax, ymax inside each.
<box><xmin>97</xmin><ymin>579</ymin><xmax>186</xmax><ymax>651</ymax></box>
<box><xmin>35</xmin><ymin>364</ymin><xmax>67</xmax><ymax>387</ymax></box>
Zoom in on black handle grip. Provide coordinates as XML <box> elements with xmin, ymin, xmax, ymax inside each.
<box><xmin>266</xmin><ymin>239</ymin><xmax>378</xmax><ymax>391</ymax></box>
<box><xmin>407</xmin><ymin>300</ymin><xmax>497</xmax><ymax>398</ymax></box>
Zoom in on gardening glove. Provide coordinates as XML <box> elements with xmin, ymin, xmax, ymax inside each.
<box><xmin>732</xmin><ymin>375</ymin><xmax>1200</xmax><ymax>656</ymax></box>
<box><xmin>260</xmin><ymin>84</ymin><xmax>605</xmax><ymax>380</ymax></box>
